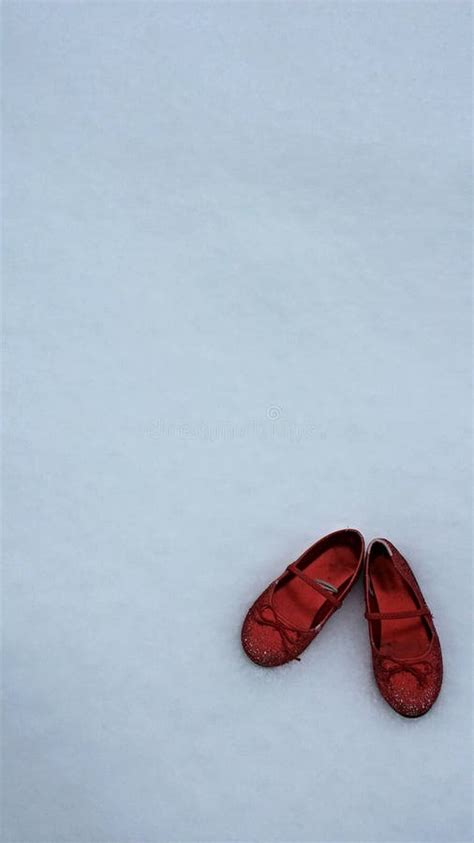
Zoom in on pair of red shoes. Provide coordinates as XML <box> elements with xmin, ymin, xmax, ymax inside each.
<box><xmin>241</xmin><ymin>529</ymin><xmax>442</xmax><ymax>718</ymax></box>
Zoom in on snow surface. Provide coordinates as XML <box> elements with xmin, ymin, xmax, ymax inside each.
<box><xmin>2</xmin><ymin>3</ymin><xmax>472</xmax><ymax>842</ymax></box>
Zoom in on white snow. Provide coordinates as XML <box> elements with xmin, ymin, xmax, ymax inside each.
<box><xmin>2</xmin><ymin>3</ymin><xmax>472</xmax><ymax>842</ymax></box>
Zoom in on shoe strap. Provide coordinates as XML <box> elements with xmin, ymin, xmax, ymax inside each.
<box><xmin>287</xmin><ymin>563</ymin><xmax>340</xmax><ymax>607</ymax></box>
<box><xmin>365</xmin><ymin>607</ymin><xmax>431</xmax><ymax>621</ymax></box>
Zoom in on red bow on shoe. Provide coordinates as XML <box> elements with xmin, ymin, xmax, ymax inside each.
<box><xmin>254</xmin><ymin>603</ymin><xmax>303</xmax><ymax>661</ymax></box>
<box><xmin>379</xmin><ymin>655</ymin><xmax>433</xmax><ymax>687</ymax></box>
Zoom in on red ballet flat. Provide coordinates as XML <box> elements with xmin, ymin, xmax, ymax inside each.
<box><xmin>241</xmin><ymin>529</ymin><xmax>364</xmax><ymax>667</ymax></box>
<box><xmin>365</xmin><ymin>539</ymin><xmax>443</xmax><ymax>718</ymax></box>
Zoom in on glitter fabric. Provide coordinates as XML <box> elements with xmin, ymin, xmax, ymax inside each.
<box><xmin>364</xmin><ymin>539</ymin><xmax>443</xmax><ymax>718</ymax></box>
<box><xmin>241</xmin><ymin>529</ymin><xmax>365</xmax><ymax>667</ymax></box>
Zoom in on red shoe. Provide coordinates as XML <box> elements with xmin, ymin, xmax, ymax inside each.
<box><xmin>364</xmin><ymin>539</ymin><xmax>443</xmax><ymax>717</ymax></box>
<box><xmin>241</xmin><ymin>529</ymin><xmax>364</xmax><ymax>666</ymax></box>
